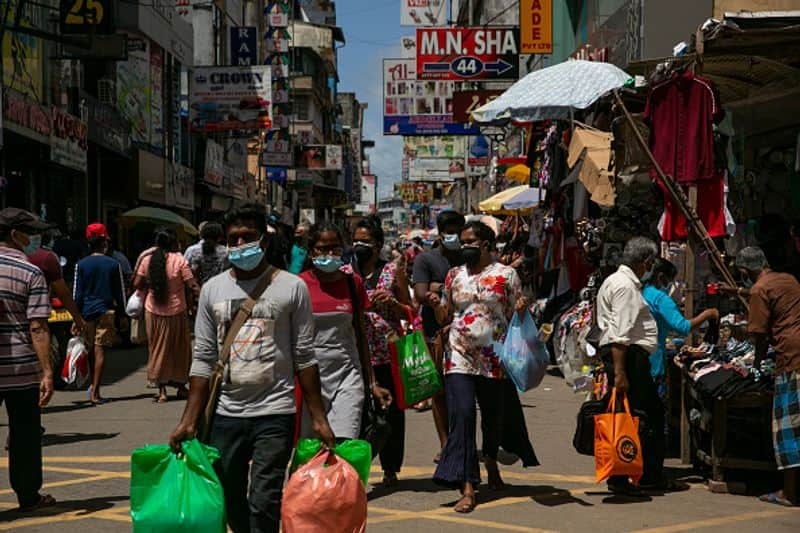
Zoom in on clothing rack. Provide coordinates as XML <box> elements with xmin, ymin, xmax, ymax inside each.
<box><xmin>612</xmin><ymin>90</ymin><xmax>747</xmax><ymax>309</ymax></box>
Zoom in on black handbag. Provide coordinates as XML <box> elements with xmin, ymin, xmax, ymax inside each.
<box><xmin>573</xmin><ymin>392</ymin><xmax>649</xmax><ymax>456</ymax></box>
<box><xmin>346</xmin><ymin>275</ymin><xmax>392</xmax><ymax>458</ymax></box>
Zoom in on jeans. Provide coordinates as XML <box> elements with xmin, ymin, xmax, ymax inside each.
<box><xmin>374</xmin><ymin>364</ymin><xmax>405</xmax><ymax>474</ymax></box>
<box><xmin>601</xmin><ymin>344</ymin><xmax>666</xmax><ymax>485</ymax></box>
<box><xmin>209</xmin><ymin>414</ymin><xmax>295</xmax><ymax>533</ymax></box>
<box><xmin>1</xmin><ymin>387</ymin><xmax>43</xmax><ymax>506</ymax></box>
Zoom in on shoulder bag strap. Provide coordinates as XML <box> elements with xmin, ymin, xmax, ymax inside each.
<box><xmin>217</xmin><ymin>266</ymin><xmax>277</xmax><ymax>368</ymax></box>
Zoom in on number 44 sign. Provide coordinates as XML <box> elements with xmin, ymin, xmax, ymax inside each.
<box><xmin>416</xmin><ymin>27</ymin><xmax>520</xmax><ymax>81</ymax></box>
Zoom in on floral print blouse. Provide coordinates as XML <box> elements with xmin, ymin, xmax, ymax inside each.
<box><xmin>364</xmin><ymin>260</ymin><xmax>404</xmax><ymax>366</ymax></box>
<box><xmin>443</xmin><ymin>262</ymin><xmax>522</xmax><ymax>379</ymax></box>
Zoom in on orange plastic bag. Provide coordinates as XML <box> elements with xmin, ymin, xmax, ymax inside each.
<box><xmin>594</xmin><ymin>388</ymin><xmax>643</xmax><ymax>484</ymax></box>
<box><xmin>281</xmin><ymin>449</ymin><xmax>367</xmax><ymax>533</ymax></box>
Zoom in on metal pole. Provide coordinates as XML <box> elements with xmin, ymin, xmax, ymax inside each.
<box><xmin>464</xmin><ymin>136</ymin><xmax>471</xmax><ymax>213</ymax></box>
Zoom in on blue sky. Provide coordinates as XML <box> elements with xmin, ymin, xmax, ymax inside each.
<box><xmin>336</xmin><ymin>1</ymin><xmax>407</xmax><ymax>199</ymax></box>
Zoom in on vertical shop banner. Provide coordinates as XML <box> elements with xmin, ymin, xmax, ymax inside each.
<box><xmin>171</xmin><ymin>58</ymin><xmax>182</xmax><ymax>162</ymax></box>
<box><xmin>400</xmin><ymin>0</ymin><xmax>447</xmax><ymax>26</ymax></box>
<box><xmin>204</xmin><ymin>140</ymin><xmax>224</xmax><ymax>187</ymax></box>
<box><xmin>50</xmin><ymin>107</ymin><xmax>88</xmax><ymax>172</ymax></box>
<box><xmin>416</xmin><ymin>27</ymin><xmax>520</xmax><ymax>80</ymax></box>
<box><xmin>3</xmin><ymin>0</ymin><xmax>43</xmax><ymax>99</ymax></box>
<box><xmin>150</xmin><ymin>45</ymin><xmax>164</xmax><ymax>150</ymax></box>
<box><xmin>231</xmin><ymin>27</ymin><xmax>258</xmax><ymax>65</ymax></box>
<box><xmin>117</xmin><ymin>35</ymin><xmax>150</xmax><ymax>144</ymax></box>
<box><xmin>190</xmin><ymin>66</ymin><xmax>272</xmax><ymax>132</ymax></box>
<box><xmin>383</xmin><ymin>59</ymin><xmax>479</xmax><ymax>136</ymax></box>
<box><xmin>165</xmin><ymin>163</ymin><xmax>195</xmax><ymax>210</ymax></box>
<box><xmin>520</xmin><ymin>0</ymin><xmax>553</xmax><ymax>54</ymax></box>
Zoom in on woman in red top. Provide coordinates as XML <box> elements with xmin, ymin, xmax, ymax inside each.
<box><xmin>298</xmin><ymin>224</ymin><xmax>392</xmax><ymax>441</ymax></box>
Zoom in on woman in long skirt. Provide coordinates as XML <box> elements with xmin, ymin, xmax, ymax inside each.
<box><xmin>133</xmin><ymin>229</ymin><xmax>199</xmax><ymax>402</ymax></box>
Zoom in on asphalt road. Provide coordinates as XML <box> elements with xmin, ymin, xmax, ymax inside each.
<box><xmin>0</xmin><ymin>345</ymin><xmax>798</xmax><ymax>532</ymax></box>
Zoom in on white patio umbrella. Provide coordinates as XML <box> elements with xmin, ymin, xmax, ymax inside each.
<box><xmin>471</xmin><ymin>60</ymin><xmax>632</xmax><ymax>125</ymax></box>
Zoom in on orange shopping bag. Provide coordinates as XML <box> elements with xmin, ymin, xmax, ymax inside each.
<box><xmin>593</xmin><ymin>388</ymin><xmax>643</xmax><ymax>484</ymax></box>
<box><xmin>281</xmin><ymin>449</ymin><xmax>367</xmax><ymax>533</ymax></box>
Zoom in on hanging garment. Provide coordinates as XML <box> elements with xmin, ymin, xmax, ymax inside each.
<box><xmin>644</xmin><ymin>70</ymin><xmax>723</xmax><ymax>183</ymax></box>
<box><xmin>656</xmin><ymin>172</ymin><xmax>726</xmax><ymax>241</ymax></box>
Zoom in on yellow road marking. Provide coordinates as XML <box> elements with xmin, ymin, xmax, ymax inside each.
<box><xmin>422</xmin><ymin>514</ymin><xmax>556</xmax><ymax>532</ymax></box>
<box><xmin>629</xmin><ymin>508</ymin><xmax>800</xmax><ymax>533</ymax></box>
<box><xmin>0</xmin><ymin>456</ymin><xmax>131</xmax><ymax>467</ymax></box>
<box><xmin>0</xmin><ymin>509</ymin><xmax>94</xmax><ymax>530</ymax></box>
<box><xmin>42</xmin><ymin>465</ymin><xmax>129</xmax><ymax>478</ymax></box>
<box><xmin>0</xmin><ymin>475</ymin><xmax>116</xmax><ymax>496</ymax></box>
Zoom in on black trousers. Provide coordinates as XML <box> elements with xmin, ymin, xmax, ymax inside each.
<box><xmin>209</xmin><ymin>414</ymin><xmax>295</xmax><ymax>533</ymax></box>
<box><xmin>373</xmin><ymin>364</ymin><xmax>405</xmax><ymax>474</ymax></box>
<box><xmin>1</xmin><ymin>388</ymin><xmax>43</xmax><ymax>506</ymax></box>
<box><xmin>601</xmin><ymin>344</ymin><xmax>665</xmax><ymax>485</ymax></box>
<box><xmin>433</xmin><ymin>374</ymin><xmax>504</xmax><ymax>487</ymax></box>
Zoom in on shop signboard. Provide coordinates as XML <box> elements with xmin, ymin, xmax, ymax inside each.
<box><xmin>298</xmin><ymin>145</ymin><xmax>342</xmax><ymax>171</ymax></box>
<box><xmin>117</xmin><ymin>35</ymin><xmax>151</xmax><ymax>145</ymax></box>
<box><xmin>404</xmin><ymin>136</ymin><xmax>465</xmax><ymax>159</ymax></box>
<box><xmin>3</xmin><ymin>1</ymin><xmax>43</xmax><ymax>98</ymax></box>
<box><xmin>3</xmin><ymin>88</ymin><xmax>52</xmax><ymax>144</ymax></box>
<box><xmin>231</xmin><ymin>27</ymin><xmax>258</xmax><ymax>65</ymax></box>
<box><xmin>400</xmin><ymin>35</ymin><xmax>416</xmax><ymax>58</ymax></box>
<box><xmin>60</xmin><ymin>0</ymin><xmax>115</xmax><ymax>35</ymax></box>
<box><xmin>165</xmin><ymin>163</ymin><xmax>195</xmax><ymax>210</ymax></box>
<box><xmin>150</xmin><ymin>45</ymin><xmax>164</xmax><ymax>150</ymax></box>
<box><xmin>383</xmin><ymin>58</ymin><xmax>479</xmax><ymax>136</ymax></box>
<box><xmin>520</xmin><ymin>0</ymin><xmax>553</xmax><ymax>54</ymax></box>
<box><xmin>50</xmin><ymin>106</ymin><xmax>88</xmax><ymax>173</ymax></box>
<box><xmin>400</xmin><ymin>0</ymin><xmax>447</xmax><ymax>26</ymax></box>
<box><xmin>190</xmin><ymin>66</ymin><xmax>272</xmax><ymax>132</ymax></box>
<box><xmin>452</xmin><ymin>90</ymin><xmax>504</xmax><ymax>123</ymax></box>
<box><xmin>204</xmin><ymin>139</ymin><xmax>224</xmax><ymax>187</ymax></box>
<box><xmin>416</xmin><ymin>27</ymin><xmax>520</xmax><ymax>80</ymax></box>
<box><xmin>138</xmin><ymin>149</ymin><xmax>166</xmax><ymax>204</ymax></box>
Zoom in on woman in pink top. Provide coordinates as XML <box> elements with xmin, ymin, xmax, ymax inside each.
<box><xmin>133</xmin><ymin>229</ymin><xmax>200</xmax><ymax>403</ymax></box>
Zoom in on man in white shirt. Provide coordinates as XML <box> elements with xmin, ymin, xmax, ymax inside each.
<box><xmin>597</xmin><ymin>237</ymin><xmax>677</xmax><ymax>494</ymax></box>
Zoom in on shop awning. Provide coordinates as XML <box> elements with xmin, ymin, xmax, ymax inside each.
<box><xmin>118</xmin><ymin>206</ymin><xmax>198</xmax><ymax>237</ymax></box>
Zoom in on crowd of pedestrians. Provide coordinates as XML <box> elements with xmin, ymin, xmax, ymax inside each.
<box><xmin>0</xmin><ymin>203</ymin><xmax>796</xmax><ymax>530</ymax></box>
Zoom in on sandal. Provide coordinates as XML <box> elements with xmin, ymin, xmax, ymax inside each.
<box><xmin>382</xmin><ymin>472</ymin><xmax>398</xmax><ymax>487</ymax></box>
<box><xmin>759</xmin><ymin>492</ymin><xmax>795</xmax><ymax>507</ymax></box>
<box><xmin>19</xmin><ymin>494</ymin><xmax>56</xmax><ymax>512</ymax></box>
<box><xmin>454</xmin><ymin>494</ymin><xmax>476</xmax><ymax>513</ymax></box>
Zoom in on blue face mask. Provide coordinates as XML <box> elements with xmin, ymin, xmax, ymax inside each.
<box><xmin>442</xmin><ymin>233</ymin><xmax>460</xmax><ymax>251</ymax></box>
<box><xmin>23</xmin><ymin>234</ymin><xmax>41</xmax><ymax>256</ymax></box>
<box><xmin>227</xmin><ymin>241</ymin><xmax>265</xmax><ymax>271</ymax></box>
<box><xmin>313</xmin><ymin>255</ymin><xmax>344</xmax><ymax>273</ymax></box>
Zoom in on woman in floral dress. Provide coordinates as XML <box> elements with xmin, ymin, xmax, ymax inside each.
<box><xmin>353</xmin><ymin>216</ymin><xmax>412</xmax><ymax>486</ymax></box>
<box><xmin>430</xmin><ymin>220</ymin><xmax>534</xmax><ymax>513</ymax></box>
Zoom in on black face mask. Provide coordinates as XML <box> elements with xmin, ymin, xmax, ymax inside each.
<box><xmin>354</xmin><ymin>243</ymin><xmax>373</xmax><ymax>263</ymax></box>
<box><xmin>462</xmin><ymin>244</ymin><xmax>482</xmax><ymax>266</ymax></box>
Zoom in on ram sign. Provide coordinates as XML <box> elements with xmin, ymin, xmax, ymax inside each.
<box><xmin>190</xmin><ymin>66</ymin><xmax>272</xmax><ymax>132</ymax></box>
<box><xmin>416</xmin><ymin>27</ymin><xmax>520</xmax><ymax>80</ymax></box>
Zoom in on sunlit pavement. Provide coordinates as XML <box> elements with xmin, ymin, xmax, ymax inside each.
<box><xmin>0</xmin><ymin>347</ymin><xmax>798</xmax><ymax>532</ymax></box>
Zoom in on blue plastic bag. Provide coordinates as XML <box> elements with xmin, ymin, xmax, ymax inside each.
<box><xmin>500</xmin><ymin>312</ymin><xmax>550</xmax><ymax>392</ymax></box>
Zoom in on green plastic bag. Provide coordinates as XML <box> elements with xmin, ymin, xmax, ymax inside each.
<box><xmin>130</xmin><ymin>439</ymin><xmax>226</xmax><ymax>533</ymax></box>
<box><xmin>390</xmin><ymin>329</ymin><xmax>443</xmax><ymax>409</ymax></box>
<box><xmin>290</xmin><ymin>438</ymin><xmax>372</xmax><ymax>486</ymax></box>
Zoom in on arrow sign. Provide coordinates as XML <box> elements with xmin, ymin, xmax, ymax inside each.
<box><xmin>485</xmin><ymin>59</ymin><xmax>513</xmax><ymax>75</ymax></box>
<box><xmin>423</xmin><ymin>62</ymin><xmax>451</xmax><ymax>73</ymax></box>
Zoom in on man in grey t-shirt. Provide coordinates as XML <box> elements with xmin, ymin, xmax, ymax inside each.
<box><xmin>170</xmin><ymin>205</ymin><xmax>333</xmax><ymax>533</ymax></box>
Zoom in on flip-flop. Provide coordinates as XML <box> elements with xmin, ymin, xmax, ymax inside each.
<box><xmin>19</xmin><ymin>494</ymin><xmax>56</xmax><ymax>512</ymax></box>
<box><xmin>89</xmin><ymin>398</ymin><xmax>108</xmax><ymax>405</ymax></box>
<box><xmin>759</xmin><ymin>492</ymin><xmax>794</xmax><ymax>507</ymax></box>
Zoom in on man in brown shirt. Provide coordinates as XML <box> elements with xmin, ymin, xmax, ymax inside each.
<box><xmin>737</xmin><ymin>247</ymin><xmax>799</xmax><ymax>507</ymax></box>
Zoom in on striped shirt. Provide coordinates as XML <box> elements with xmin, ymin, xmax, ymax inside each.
<box><xmin>0</xmin><ymin>246</ymin><xmax>51</xmax><ymax>391</ymax></box>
